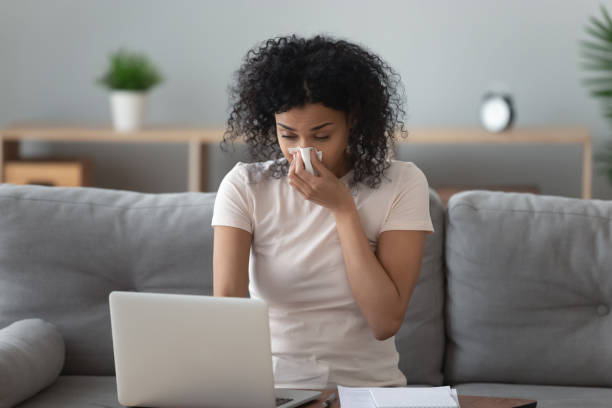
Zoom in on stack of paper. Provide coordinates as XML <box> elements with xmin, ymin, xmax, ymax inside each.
<box><xmin>338</xmin><ymin>385</ymin><xmax>459</xmax><ymax>408</ymax></box>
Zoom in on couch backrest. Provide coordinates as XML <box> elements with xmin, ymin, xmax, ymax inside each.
<box><xmin>0</xmin><ymin>183</ymin><xmax>447</xmax><ymax>383</ymax></box>
<box><xmin>0</xmin><ymin>184</ymin><xmax>216</xmax><ymax>375</ymax></box>
<box><xmin>395</xmin><ymin>188</ymin><xmax>446</xmax><ymax>386</ymax></box>
<box><xmin>443</xmin><ymin>190</ymin><xmax>612</xmax><ymax>387</ymax></box>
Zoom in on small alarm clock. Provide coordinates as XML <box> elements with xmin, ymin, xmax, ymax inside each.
<box><xmin>480</xmin><ymin>92</ymin><xmax>515</xmax><ymax>133</ymax></box>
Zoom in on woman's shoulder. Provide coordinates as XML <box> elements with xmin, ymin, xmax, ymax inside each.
<box><xmin>223</xmin><ymin>158</ymin><xmax>287</xmax><ymax>185</ymax></box>
<box><xmin>384</xmin><ymin>160</ymin><xmax>429</xmax><ymax>185</ymax></box>
<box><xmin>221</xmin><ymin>161</ymin><xmax>248</xmax><ymax>184</ymax></box>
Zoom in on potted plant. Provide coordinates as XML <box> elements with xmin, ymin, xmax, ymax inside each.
<box><xmin>96</xmin><ymin>48</ymin><xmax>163</xmax><ymax>131</ymax></box>
<box><xmin>580</xmin><ymin>4</ymin><xmax>612</xmax><ymax>187</ymax></box>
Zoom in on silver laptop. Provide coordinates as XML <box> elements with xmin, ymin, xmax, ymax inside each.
<box><xmin>109</xmin><ymin>291</ymin><xmax>321</xmax><ymax>408</ymax></box>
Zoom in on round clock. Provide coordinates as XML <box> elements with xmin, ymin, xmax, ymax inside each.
<box><xmin>480</xmin><ymin>92</ymin><xmax>514</xmax><ymax>133</ymax></box>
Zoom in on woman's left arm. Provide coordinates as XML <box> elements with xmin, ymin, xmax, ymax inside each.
<box><xmin>288</xmin><ymin>151</ymin><xmax>429</xmax><ymax>341</ymax></box>
<box><xmin>334</xmin><ymin>208</ymin><xmax>428</xmax><ymax>341</ymax></box>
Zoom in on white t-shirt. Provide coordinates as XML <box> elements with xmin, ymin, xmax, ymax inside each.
<box><xmin>211</xmin><ymin>158</ymin><xmax>434</xmax><ymax>389</ymax></box>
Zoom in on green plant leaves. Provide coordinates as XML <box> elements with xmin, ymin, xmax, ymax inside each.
<box><xmin>96</xmin><ymin>48</ymin><xmax>163</xmax><ymax>91</ymax></box>
<box><xmin>580</xmin><ymin>40</ymin><xmax>612</xmax><ymax>55</ymax></box>
<box><xmin>594</xmin><ymin>140</ymin><xmax>612</xmax><ymax>176</ymax></box>
<box><xmin>580</xmin><ymin>4</ymin><xmax>612</xmax><ymax>186</ymax></box>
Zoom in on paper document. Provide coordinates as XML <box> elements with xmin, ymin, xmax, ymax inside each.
<box><xmin>338</xmin><ymin>385</ymin><xmax>459</xmax><ymax>408</ymax></box>
<box><xmin>338</xmin><ymin>385</ymin><xmax>376</xmax><ymax>408</ymax></box>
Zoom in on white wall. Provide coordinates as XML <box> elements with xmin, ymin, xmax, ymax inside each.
<box><xmin>1</xmin><ymin>0</ymin><xmax>611</xmax><ymax>199</ymax></box>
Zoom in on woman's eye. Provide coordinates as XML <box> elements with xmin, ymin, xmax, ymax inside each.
<box><xmin>280</xmin><ymin>135</ymin><xmax>329</xmax><ymax>140</ymax></box>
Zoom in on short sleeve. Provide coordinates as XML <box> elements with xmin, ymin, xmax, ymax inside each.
<box><xmin>380</xmin><ymin>164</ymin><xmax>435</xmax><ymax>235</ymax></box>
<box><xmin>211</xmin><ymin>162</ymin><xmax>253</xmax><ymax>234</ymax></box>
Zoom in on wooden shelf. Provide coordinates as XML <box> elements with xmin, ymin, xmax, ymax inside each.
<box><xmin>0</xmin><ymin>124</ymin><xmax>592</xmax><ymax>197</ymax></box>
<box><xmin>0</xmin><ymin>123</ymin><xmax>224</xmax><ymax>143</ymax></box>
<box><xmin>402</xmin><ymin>126</ymin><xmax>590</xmax><ymax>144</ymax></box>
<box><xmin>0</xmin><ymin>123</ymin><xmax>590</xmax><ymax>144</ymax></box>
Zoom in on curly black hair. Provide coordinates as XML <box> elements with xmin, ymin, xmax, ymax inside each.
<box><xmin>221</xmin><ymin>33</ymin><xmax>408</xmax><ymax>189</ymax></box>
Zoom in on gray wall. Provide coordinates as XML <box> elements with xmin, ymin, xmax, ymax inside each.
<box><xmin>2</xmin><ymin>0</ymin><xmax>612</xmax><ymax>199</ymax></box>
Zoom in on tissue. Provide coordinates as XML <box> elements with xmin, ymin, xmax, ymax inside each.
<box><xmin>288</xmin><ymin>147</ymin><xmax>323</xmax><ymax>176</ymax></box>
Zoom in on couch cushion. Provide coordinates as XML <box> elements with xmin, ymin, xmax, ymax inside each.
<box><xmin>455</xmin><ymin>382</ymin><xmax>612</xmax><ymax>408</ymax></box>
<box><xmin>12</xmin><ymin>376</ymin><xmax>440</xmax><ymax>408</ymax></box>
<box><xmin>0</xmin><ymin>184</ymin><xmax>216</xmax><ymax>375</ymax></box>
<box><xmin>394</xmin><ymin>188</ymin><xmax>446</xmax><ymax>386</ymax></box>
<box><xmin>15</xmin><ymin>376</ymin><xmax>121</xmax><ymax>408</ymax></box>
<box><xmin>444</xmin><ymin>191</ymin><xmax>612</xmax><ymax>387</ymax></box>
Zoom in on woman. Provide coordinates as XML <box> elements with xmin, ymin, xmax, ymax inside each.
<box><xmin>211</xmin><ymin>34</ymin><xmax>434</xmax><ymax>389</ymax></box>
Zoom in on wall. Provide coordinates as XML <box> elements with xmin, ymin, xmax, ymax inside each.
<box><xmin>1</xmin><ymin>0</ymin><xmax>611</xmax><ymax>199</ymax></box>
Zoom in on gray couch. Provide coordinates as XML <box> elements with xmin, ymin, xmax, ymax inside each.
<box><xmin>0</xmin><ymin>182</ymin><xmax>610</xmax><ymax>408</ymax></box>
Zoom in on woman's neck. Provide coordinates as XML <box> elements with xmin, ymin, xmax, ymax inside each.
<box><xmin>332</xmin><ymin>154</ymin><xmax>353</xmax><ymax>179</ymax></box>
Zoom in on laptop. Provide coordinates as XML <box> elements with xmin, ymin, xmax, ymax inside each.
<box><xmin>109</xmin><ymin>291</ymin><xmax>322</xmax><ymax>408</ymax></box>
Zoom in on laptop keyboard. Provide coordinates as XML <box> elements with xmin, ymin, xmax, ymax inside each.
<box><xmin>276</xmin><ymin>397</ymin><xmax>294</xmax><ymax>406</ymax></box>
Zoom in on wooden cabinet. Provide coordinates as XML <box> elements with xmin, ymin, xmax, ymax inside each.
<box><xmin>4</xmin><ymin>158</ymin><xmax>93</xmax><ymax>187</ymax></box>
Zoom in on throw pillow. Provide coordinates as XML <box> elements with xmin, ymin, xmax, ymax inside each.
<box><xmin>0</xmin><ymin>318</ymin><xmax>65</xmax><ymax>408</ymax></box>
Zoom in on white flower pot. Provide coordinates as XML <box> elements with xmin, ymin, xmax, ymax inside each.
<box><xmin>110</xmin><ymin>91</ymin><xmax>146</xmax><ymax>132</ymax></box>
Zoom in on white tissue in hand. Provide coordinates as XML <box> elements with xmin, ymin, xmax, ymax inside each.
<box><xmin>288</xmin><ymin>147</ymin><xmax>323</xmax><ymax>176</ymax></box>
